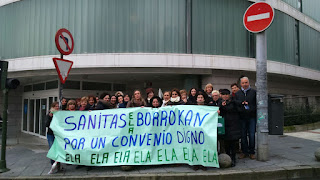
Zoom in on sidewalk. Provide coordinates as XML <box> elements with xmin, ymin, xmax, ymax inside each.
<box><xmin>0</xmin><ymin>130</ymin><xmax>319</xmax><ymax>180</ymax></box>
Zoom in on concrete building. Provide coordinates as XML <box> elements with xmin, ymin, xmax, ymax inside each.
<box><xmin>0</xmin><ymin>0</ymin><xmax>320</xmax><ymax>143</ymax></box>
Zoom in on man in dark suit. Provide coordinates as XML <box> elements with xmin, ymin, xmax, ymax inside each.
<box><xmin>235</xmin><ymin>77</ymin><xmax>257</xmax><ymax>160</ymax></box>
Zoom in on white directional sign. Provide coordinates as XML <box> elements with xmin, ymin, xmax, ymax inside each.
<box><xmin>52</xmin><ymin>58</ymin><xmax>73</xmax><ymax>84</ymax></box>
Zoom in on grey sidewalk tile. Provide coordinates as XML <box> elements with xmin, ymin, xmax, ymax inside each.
<box><xmin>19</xmin><ymin>162</ymin><xmax>48</xmax><ymax>176</ymax></box>
<box><xmin>0</xmin><ymin>166</ymin><xmax>26</xmax><ymax>177</ymax></box>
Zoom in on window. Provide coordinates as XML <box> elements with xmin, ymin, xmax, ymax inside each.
<box><xmin>33</xmin><ymin>83</ymin><xmax>45</xmax><ymax>91</ymax></box>
<box><xmin>24</xmin><ymin>85</ymin><xmax>32</xmax><ymax>92</ymax></box>
<box><xmin>82</xmin><ymin>81</ymin><xmax>111</xmax><ymax>91</ymax></box>
<box><xmin>113</xmin><ymin>83</ymin><xmax>126</xmax><ymax>91</ymax></box>
<box><xmin>64</xmin><ymin>81</ymin><xmax>80</xmax><ymax>90</ymax></box>
<box><xmin>46</xmin><ymin>80</ymin><xmax>58</xmax><ymax>90</ymax></box>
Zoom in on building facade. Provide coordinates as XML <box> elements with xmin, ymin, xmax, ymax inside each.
<box><xmin>0</xmin><ymin>0</ymin><xmax>320</xmax><ymax>142</ymax></box>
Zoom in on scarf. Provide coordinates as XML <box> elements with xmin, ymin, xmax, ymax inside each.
<box><xmin>241</xmin><ymin>86</ymin><xmax>251</xmax><ymax>94</ymax></box>
<box><xmin>170</xmin><ymin>96</ymin><xmax>180</xmax><ymax>102</ymax></box>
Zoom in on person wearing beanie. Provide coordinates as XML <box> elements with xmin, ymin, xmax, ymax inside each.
<box><xmin>219</xmin><ymin>89</ymin><xmax>241</xmax><ymax>167</ymax></box>
<box><xmin>145</xmin><ymin>88</ymin><xmax>154</xmax><ymax>107</ymax></box>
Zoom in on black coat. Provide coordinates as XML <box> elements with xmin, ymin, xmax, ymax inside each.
<box><xmin>235</xmin><ymin>88</ymin><xmax>257</xmax><ymax>119</ymax></box>
<box><xmin>95</xmin><ymin>100</ymin><xmax>111</xmax><ymax>110</ymax></box>
<box><xmin>187</xmin><ymin>96</ymin><xmax>197</xmax><ymax>105</ymax></box>
<box><xmin>219</xmin><ymin>100</ymin><xmax>241</xmax><ymax>141</ymax></box>
<box><xmin>208</xmin><ymin>98</ymin><xmax>221</xmax><ymax>107</ymax></box>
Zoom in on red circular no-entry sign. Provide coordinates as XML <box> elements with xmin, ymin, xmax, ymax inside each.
<box><xmin>243</xmin><ymin>2</ymin><xmax>274</xmax><ymax>33</ymax></box>
<box><xmin>55</xmin><ymin>28</ymin><xmax>74</xmax><ymax>55</ymax></box>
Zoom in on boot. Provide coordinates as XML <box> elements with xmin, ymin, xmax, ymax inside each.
<box><xmin>231</xmin><ymin>155</ymin><xmax>236</xmax><ymax>167</ymax></box>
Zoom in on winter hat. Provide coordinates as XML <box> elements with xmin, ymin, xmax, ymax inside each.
<box><xmin>220</xmin><ymin>89</ymin><xmax>231</xmax><ymax>95</ymax></box>
<box><xmin>146</xmin><ymin>88</ymin><xmax>154</xmax><ymax>95</ymax></box>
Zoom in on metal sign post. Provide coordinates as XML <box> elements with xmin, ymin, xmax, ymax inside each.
<box><xmin>0</xmin><ymin>61</ymin><xmax>9</xmax><ymax>173</ymax></box>
<box><xmin>256</xmin><ymin>30</ymin><xmax>269</xmax><ymax>161</ymax></box>
<box><xmin>59</xmin><ymin>54</ymin><xmax>64</xmax><ymax>108</ymax></box>
<box><xmin>54</xmin><ymin>28</ymin><xmax>75</xmax><ymax>108</ymax></box>
<box><xmin>243</xmin><ymin>0</ymin><xmax>274</xmax><ymax>161</ymax></box>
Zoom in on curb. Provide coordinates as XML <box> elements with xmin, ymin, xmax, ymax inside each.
<box><xmin>1</xmin><ymin>165</ymin><xmax>319</xmax><ymax>180</ymax></box>
<box><xmin>284</xmin><ymin>122</ymin><xmax>320</xmax><ymax>133</ymax></box>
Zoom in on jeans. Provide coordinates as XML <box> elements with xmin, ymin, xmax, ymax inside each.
<box><xmin>240</xmin><ymin>117</ymin><xmax>256</xmax><ymax>155</ymax></box>
<box><xmin>47</xmin><ymin>134</ymin><xmax>55</xmax><ymax>165</ymax></box>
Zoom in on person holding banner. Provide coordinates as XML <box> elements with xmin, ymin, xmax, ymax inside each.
<box><xmin>88</xmin><ymin>95</ymin><xmax>97</xmax><ymax>110</ymax></box>
<box><xmin>96</xmin><ymin>92</ymin><xmax>111</xmax><ymax>110</ymax></box>
<box><xmin>166</xmin><ymin>88</ymin><xmax>185</xmax><ymax>106</ymax></box>
<box><xmin>127</xmin><ymin>90</ymin><xmax>146</xmax><ymax>108</ymax></box>
<box><xmin>191</xmin><ymin>92</ymin><xmax>208</xmax><ymax>171</ymax></box>
<box><xmin>150</xmin><ymin>96</ymin><xmax>162</xmax><ymax>108</ymax></box>
<box><xmin>145</xmin><ymin>88</ymin><xmax>155</xmax><ymax>107</ymax></box>
<box><xmin>110</xmin><ymin>95</ymin><xmax>117</xmax><ymax>109</ymax></box>
<box><xmin>46</xmin><ymin>102</ymin><xmax>61</xmax><ymax>170</ymax></box>
<box><xmin>123</xmin><ymin>94</ymin><xmax>131</xmax><ymax>107</ymax></box>
<box><xmin>161</xmin><ymin>91</ymin><xmax>171</xmax><ymax>107</ymax></box>
<box><xmin>205</xmin><ymin>83</ymin><xmax>214</xmax><ymax>98</ymax></box>
<box><xmin>66</xmin><ymin>100</ymin><xmax>77</xmax><ymax>111</ymax></box>
<box><xmin>187</xmin><ymin>88</ymin><xmax>197</xmax><ymax>105</ymax></box>
<box><xmin>180</xmin><ymin>89</ymin><xmax>188</xmax><ymax>103</ymax></box>
<box><xmin>219</xmin><ymin>89</ymin><xmax>241</xmax><ymax>167</ymax></box>
<box><xmin>79</xmin><ymin>96</ymin><xmax>90</xmax><ymax>111</ymax></box>
<box><xmin>61</xmin><ymin>97</ymin><xmax>67</xmax><ymax>110</ymax></box>
<box><xmin>117</xmin><ymin>95</ymin><xmax>126</xmax><ymax>108</ymax></box>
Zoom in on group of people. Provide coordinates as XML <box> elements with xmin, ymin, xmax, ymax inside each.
<box><xmin>46</xmin><ymin>76</ymin><xmax>257</xmax><ymax>170</ymax></box>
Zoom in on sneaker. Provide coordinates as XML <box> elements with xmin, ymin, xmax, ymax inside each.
<box><xmin>249</xmin><ymin>154</ymin><xmax>256</xmax><ymax>160</ymax></box>
<box><xmin>238</xmin><ymin>153</ymin><xmax>248</xmax><ymax>159</ymax></box>
<box><xmin>231</xmin><ymin>160</ymin><xmax>236</xmax><ymax>167</ymax></box>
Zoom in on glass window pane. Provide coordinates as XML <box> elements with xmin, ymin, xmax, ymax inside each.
<box><xmin>24</xmin><ymin>85</ymin><xmax>32</xmax><ymax>92</ymax></box>
<box><xmin>40</xmin><ymin>98</ymin><xmax>47</xmax><ymax>136</ymax></box>
<box><xmin>23</xmin><ymin>99</ymin><xmax>28</xmax><ymax>131</ymax></box>
<box><xmin>33</xmin><ymin>83</ymin><xmax>45</xmax><ymax>91</ymax></box>
<box><xmin>35</xmin><ymin>99</ymin><xmax>40</xmax><ymax>134</ymax></box>
<box><xmin>82</xmin><ymin>81</ymin><xmax>111</xmax><ymax>91</ymax></box>
<box><xmin>49</xmin><ymin>97</ymin><xmax>53</xmax><ymax>109</ymax></box>
<box><xmin>64</xmin><ymin>81</ymin><xmax>80</xmax><ymax>89</ymax></box>
<box><xmin>46</xmin><ymin>80</ymin><xmax>58</xmax><ymax>90</ymax></box>
<box><xmin>29</xmin><ymin>99</ymin><xmax>35</xmax><ymax>132</ymax></box>
<box><xmin>113</xmin><ymin>84</ymin><xmax>126</xmax><ymax>91</ymax></box>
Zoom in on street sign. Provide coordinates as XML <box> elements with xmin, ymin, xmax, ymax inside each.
<box><xmin>243</xmin><ymin>2</ymin><xmax>274</xmax><ymax>33</ymax></box>
<box><xmin>55</xmin><ymin>28</ymin><xmax>74</xmax><ymax>55</ymax></box>
<box><xmin>52</xmin><ymin>58</ymin><xmax>73</xmax><ymax>84</ymax></box>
